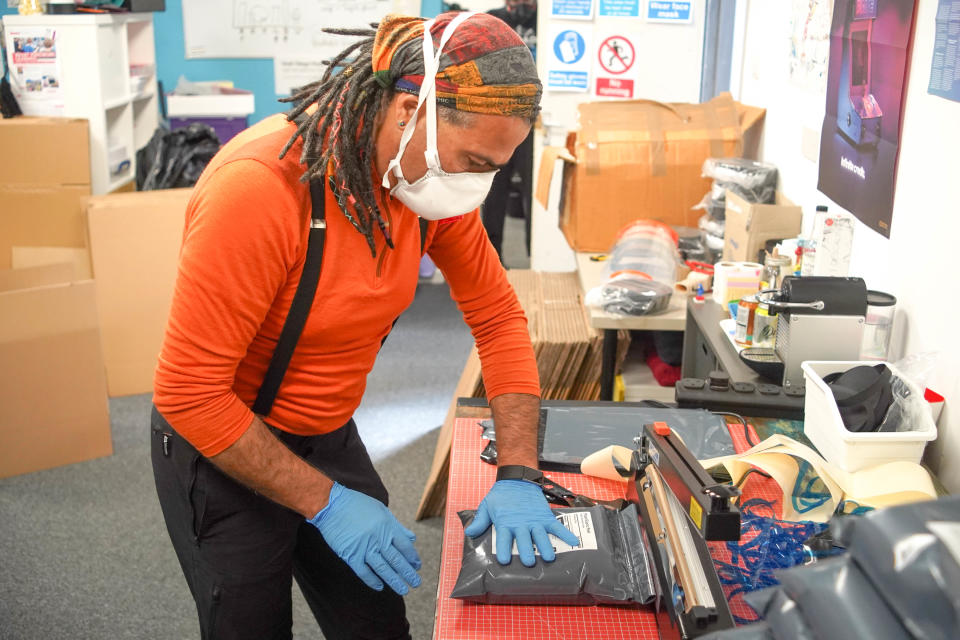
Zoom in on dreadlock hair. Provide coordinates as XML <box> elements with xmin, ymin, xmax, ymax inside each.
<box><xmin>278</xmin><ymin>27</ymin><xmax>387</xmax><ymax>256</ymax></box>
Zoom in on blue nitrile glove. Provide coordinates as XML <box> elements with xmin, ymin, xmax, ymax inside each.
<box><xmin>308</xmin><ymin>482</ymin><xmax>422</xmax><ymax>595</ymax></box>
<box><xmin>463</xmin><ymin>479</ymin><xmax>580</xmax><ymax>567</ymax></box>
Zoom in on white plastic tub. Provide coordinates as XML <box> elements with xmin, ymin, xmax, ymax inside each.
<box><xmin>801</xmin><ymin>361</ymin><xmax>937</xmax><ymax>472</ymax></box>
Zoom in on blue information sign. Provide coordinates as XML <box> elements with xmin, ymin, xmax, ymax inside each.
<box><xmin>646</xmin><ymin>1</ymin><xmax>692</xmax><ymax>23</ymax></box>
<box><xmin>551</xmin><ymin>0</ymin><xmax>594</xmax><ymax>20</ymax></box>
<box><xmin>548</xmin><ymin>71</ymin><xmax>589</xmax><ymax>91</ymax></box>
<box><xmin>552</xmin><ymin>30</ymin><xmax>586</xmax><ymax>65</ymax></box>
<box><xmin>599</xmin><ymin>0</ymin><xmax>640</xmax><ymax>18</ymax></box>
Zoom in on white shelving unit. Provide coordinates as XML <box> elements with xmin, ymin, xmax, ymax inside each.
<box><xmin>2</xmin><ymin>13</ymin><xmax>159</xmax><ymax>194</ymax></box>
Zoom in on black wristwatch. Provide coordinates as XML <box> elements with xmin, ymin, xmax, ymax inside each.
<box><xmin>496</xmin><ymin>464</ymin><xmax>544</xmax><ymax>485</ymax></box>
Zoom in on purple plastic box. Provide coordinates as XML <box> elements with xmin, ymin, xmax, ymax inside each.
<box><xmin>169</xmin><ymin>116</ymin><xmax>248</xmax><ymax>145</ymax></box>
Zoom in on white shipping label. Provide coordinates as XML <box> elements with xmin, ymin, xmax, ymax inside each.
<box><xmin>491</xmin><ymin>511</ymin><xmax>599</xmax><ymax>556</ymax></box>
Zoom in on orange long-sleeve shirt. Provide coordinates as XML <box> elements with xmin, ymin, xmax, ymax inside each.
<box><xmin>153</xmin><ymin>114</ymin><xmax>539</xmax><ymax>456</ymax></box>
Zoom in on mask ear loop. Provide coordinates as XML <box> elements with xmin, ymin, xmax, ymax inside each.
<box><xmin>423</xmin><ymin>11</ymin><xmax>475</xmax><ymax>172</ymax></box>
<box><xmin>381</xmin><ymin>12</ymin><xmax>476</xmax><ymax>188</ymax></box>
<box><xmin>381</xmin><ymin>18</ymin><xmax>436</xmax><ymax>188</ymax></box>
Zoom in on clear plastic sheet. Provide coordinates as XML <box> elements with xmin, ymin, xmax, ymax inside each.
<box><xmin>878</xmin><ymin>352</ymin><xmax>941</xmax><ymax>433</ymax></box>
<box><xmin>585</xmin><ymin>273</ymin><xmax>674</xmax><ymax>316</ymax></box>
<box><xmin>451</xmin><ymin>503</ymin><xmax>655</xmax><ymax>606</ymax></box>
<box><xmin>585</xmin><ymin>220</ymin><xmax>680</xmax><ymax>316</ymax></box>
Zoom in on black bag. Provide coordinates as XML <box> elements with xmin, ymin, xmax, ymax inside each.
<box><xmin>822</xmin><ymin>364</ymin><xmax>893</xmax><ymax>433</ymax></box>
<box><xmin>136</xmin><ymin>122</ymin><xmax>220</xmax><ymax>190</ymax></box>
<box><xmin>451</xmin><ymin>504</ymin><xmax>655</xmax><ymax>606</ymax></box>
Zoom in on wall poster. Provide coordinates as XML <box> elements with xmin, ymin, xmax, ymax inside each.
<box><xmin>928</xmin><ymin>0</ymin><xmax>960</xmax><ymax>101</ymax></box>
<box><xmin>3</xmin><ymin>26</ymin><xmax>64</xmax><ymax>116</ymax></box>
<box><xmin>817</xmin><ymin>0</ymin><xmax>918</xmax><ymax>238</ymax></box>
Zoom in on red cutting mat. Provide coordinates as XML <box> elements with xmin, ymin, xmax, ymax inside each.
<box><xmin>434</xmin><ymin>417</ymin><xmax>662</xmax><ymax>640</ymax></box>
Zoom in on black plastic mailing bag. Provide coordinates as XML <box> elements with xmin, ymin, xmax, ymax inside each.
<box><xmin>451</xmin><ymin>503</ymin><xmax>655</xmax><ymax>606</ymax></box>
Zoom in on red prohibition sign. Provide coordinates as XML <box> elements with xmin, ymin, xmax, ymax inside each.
<box><xmin>598</xmin><ymin>35</ymin><xmax>635</xmax><ymax>75</ymax></box>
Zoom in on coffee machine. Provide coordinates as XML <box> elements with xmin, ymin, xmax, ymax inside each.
<box><xmin>766</xmin><ymin>276</ymin><xmax>868</xmax><ymax>388</ymax></box>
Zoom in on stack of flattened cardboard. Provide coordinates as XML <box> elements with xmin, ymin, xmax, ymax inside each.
<box><xmin>416</xmin><ymin>270</ymin><xmax>630</xmax><ymax>519</ymax></box>
<box><xmin>474</xmin><ymin>271</ymin><xmax>630</xmax><ymax>400</ymax></box>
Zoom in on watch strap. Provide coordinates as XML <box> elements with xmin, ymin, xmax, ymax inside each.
<box><xmin>496</xmin><ymin>464</ymin><xmax>544</xmax><ymax>484</ymax></box>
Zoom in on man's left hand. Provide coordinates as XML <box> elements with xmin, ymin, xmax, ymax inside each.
<box><xmin>463</xmin><ymin>479</ymin><xmax>580</xmax><ymax>566</ymax></box>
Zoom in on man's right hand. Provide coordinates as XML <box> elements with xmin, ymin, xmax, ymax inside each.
<box><xmin>308</xmin><ymin>482</ymin><xmax>423</xmax><ymax>595</ymax></box>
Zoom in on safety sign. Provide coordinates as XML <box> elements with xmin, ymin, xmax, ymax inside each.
<box><xmin>547</xmin><ymin>27</ymin><xmax>593</xmax><ymax>92</ymax></box>
<box><xmin>599</xmin><ymin>0</ymin><xmax>640</xmax><ymax>17</ymax></box>
<box><xmin>594</xmin><ymin>32</ymin><xmax>640</xmax><ymax>98</ymax></box>
<box><xmin>646</xmin><ymin>0</ymin><xmax>693</xmax><ymax>23</ymax></box>
<box><xmin>551</xmin><ymin>0</ymin><xmax>595</xmax><ymax>20</ymax></box>
<box><xmin>597</xmin><ymin>35</ymin><xmax>635</xmax><ymax>75</ymax></box>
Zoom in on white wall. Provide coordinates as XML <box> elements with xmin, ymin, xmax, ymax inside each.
<box><xmin>734</xmin><ymin>0</ymin><xmax>960</xmax><ymax>491</ymax></box>
<box><xmin>531</xmin><ymin>2</ymin><xmax>708</xmax><ymax>271</ymax></box>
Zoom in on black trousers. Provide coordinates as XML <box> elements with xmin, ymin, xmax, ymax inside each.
<box><xmin>482</xmin><ymin>130</ymin><xmax>534</xmax><ymax>259</ymax></box>
<box><xmin>150</xmin><ymin>406</ymin><xmax>411</xmax><ymax>640</ymax></box>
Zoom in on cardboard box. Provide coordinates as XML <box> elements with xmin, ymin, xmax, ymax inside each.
<box><xmin>0</xmin><ymin>117</ymin><xmax>91</xmax><ymax>186</ymax></box>
<box><xmin>0</xmin><ymin>275</ymin><xmax>112</xmax><ymax>479</ymax></box>
<box><xmin>0</xmin><ymin>185</ymin><xmax>91</xmax><ymax>269</ymax></box>
<box><xmin>0</xmin><ymin>263</ymin><xmax>76</xmax><ymax>291</ymax></box>
<box><xmin>537</xmin><ymin>93</ymin><xmax>766</xmax><ymax>252</ymax></box>
<box><xmin>86</xmin><ymin>189</ymin><xmax>191</xmax><ymax>396</ymax></box>
<box><xmin>12</xmin><ymin>246</ymin><xmax>92</xmax><ymax>280</ymax></box>
<box><xmin>722</xmin><ymin>191</ymin><xmax>803</xmax><ymax>262</ymax></box>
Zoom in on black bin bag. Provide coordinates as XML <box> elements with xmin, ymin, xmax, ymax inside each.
<box><xmin>451</xmin><ymin>503</ymin><xmax>656</xmax><ymax>606</ymax></box>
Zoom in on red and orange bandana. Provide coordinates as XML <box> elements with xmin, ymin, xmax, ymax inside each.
<box><xmin>371</xmin><ymin>12</ymin><xmax>541</xmax><ymax>118</ymax></box>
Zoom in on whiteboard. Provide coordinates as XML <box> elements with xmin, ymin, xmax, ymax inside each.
<box><xmin>182</xmin><ymin>0</ymin><xmax>397</xmax><ymax>59</ymax></box>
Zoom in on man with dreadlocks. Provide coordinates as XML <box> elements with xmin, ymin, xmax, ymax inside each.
<box><xmin>151</xmin><ymin>11</ymin><xmax>577</xmax><ymax>640</ymax></box>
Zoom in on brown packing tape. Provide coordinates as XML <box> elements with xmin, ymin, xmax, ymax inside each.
<box><xmin>647</xmin><ymin>106</ymin><xmax>667</xmax><ymax>177</ymax></box>
<box><xmin>583</xmin><ymin>131</ymin><xmax>602</xmax><ymax>176</ymax></box>
<box><xmin>702</xmin><ymin>102</ymin><xmax>726</xmax><ymax>159</ymax></box>
<box><xmin>536</xmin><ymin>146</ymin><xmax>571</xmax><ymax>209</ymax></box>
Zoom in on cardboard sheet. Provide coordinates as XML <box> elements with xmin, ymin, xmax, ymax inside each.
<box><xmin>701</xmin><ymin>434</ymin><xmax>937</xmax><ymax>521</ymax></box>
<box><xmin>0</xmin><ymin>280</ymin><xmax>112</xmax><ymax>478</ymax></box>
<box><xmin>0</xmin><ymin>263</ymin><xmax>75</xmax><ymax>292</ymax></box>
<box><xmin>85</xmin><ymin>189</ymin><xmax>191</xmax><ymax>396</ymax></box>
<box><xmin>12</xmin><ymin>246</ymin><xmax>92</xmax><ymax>280</ymax></box>
<box><xmin>0</xmin><ymin>184</ymin><xmax>90</xmax><ymax>270</ymax></box>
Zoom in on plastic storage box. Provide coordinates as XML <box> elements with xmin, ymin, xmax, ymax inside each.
<box><xmin>166</xmin><ymin>87</ymin><xmax>255</xmax><ymax>145</ymax></box>
<box><xmin>801</xmin><ymin>361</ymin><xmax>937</xmax><ymax>472</ymax></box>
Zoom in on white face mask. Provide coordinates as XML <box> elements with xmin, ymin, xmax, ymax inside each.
<box><xmin>381</xmin><ymin>12</ymin><xmax>498</xmax><ymax>221</ymax></box>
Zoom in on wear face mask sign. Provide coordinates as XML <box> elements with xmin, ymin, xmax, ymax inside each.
<box><xmin>381</xmin><ymin>12</ymin><xmax>498</xmax><ymax>221</ymax></box>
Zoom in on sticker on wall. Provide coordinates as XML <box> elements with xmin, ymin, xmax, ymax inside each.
<box><xmin>551</xmin><ymin>0</ymin><xmax>596</xmax><ymax>20</ymax></box>
<box><xmin>599</xmin><ymin>0</ymin><xmax>641</xmax><ymax>18</ymax></box>
<box><xmin>646</xmin><ymin>1</ymin><xmax>693</xmax><ymax>23</ymax></box>
<box><xmin>594</xmin><ymin>33</ymin><xmax>641</xmax><ymax>98</ymax></box>
<box><xmin>547</xmin><ymin>26</ymin><xmax>593</xmax><ymax>92</ymax></box>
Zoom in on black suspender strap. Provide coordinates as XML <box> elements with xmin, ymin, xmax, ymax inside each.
<box><xmin>253</xmin><ymin>113</ymin><xmax>432</xmax><ymax>417</ymax></box>
<box><xmin>252</xmin><ymin>176</ymin><xmax>326</xmax><ymax>417</ymax></box>
<box><xmin>419</xmin><ymin>217</ymin><xmax>429</xmax><ymax>255</ymax></box>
